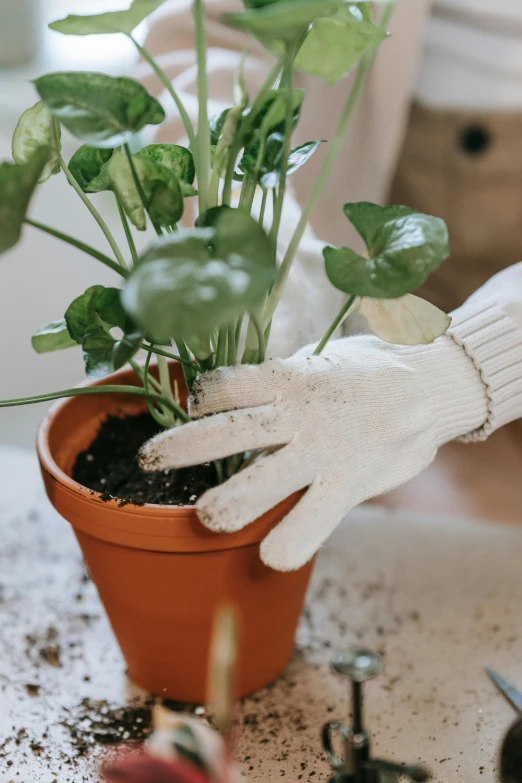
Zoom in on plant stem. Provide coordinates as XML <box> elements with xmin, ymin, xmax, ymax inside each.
<box><xmin>123</xmin><ymin>144</ymin><xmax>162</xmax><ymax>237</ymax></box>
<box><xmin>129</xmin><ymin>358</ymin><xmax>162</xmax><ymax>393</ymax></box>
<box><xmin>175</xmin><ymin>338</ymin><xmax>198</xmax><ymax>389</ymax></box>
<box><xmin>227</xmin><ymin>322</ymin><xmax>237</xmax><ymax>365</ymax></box>
<box><xmin>269</xmin><ymin>46</ymin><xmax>294</xmax><ymax>247</ymax></box>
<box><xmin>138</xmin><ymin>350</ymin><xmax>170</xmax><ymax>427</ymax></box>
<box><xmin>157</xmin><ymin>354</ymin><xmax>177</xmax><ymax>427</ymax></box>
<box><xmin>193</xmin><ymin>0</ymin><xmax>211</xmax><ymax>215</ymax></box>
<box><xmin>313</xmin><ymin>295</ymin><xmax>359</xmax><ymax>356</ymax></box>
<box><xmin>24</xmin><ymin>218</ymin><xmax>129</xmax><ymax>277</ymax></box>
<box><xmin>259</xmin><ymin>188</ymin><xmax>268</xmax><ymax>226</ymax></box>
<box><xmin>143</xmin><ymin>344</ymin><xmax>201</xmax><ymax>371</ymax></box>
<box><xmin>0</xmin><ymin>385</ymin><xmax>189</xmax><ymax>421</ymax></box>
<box><xmin>248</xmin><ymin>313</ymin><xmax>265</xmax><ymax>364</ymax></box>
<box><xmin>129</xmin><ymin>37</ymin><xmax>197</xmax><ymax>158</ymax></box>
<box><xmin>215</xmin><ymin>326</ymin><xmax>228</xmax><ymax>366</ymax></box>
<box><xmin>58</xmin><ymin>150</ymin><xmax>127</xmax><ymax>271</ymax></box>
<box><xmin>262</xmin><ymin>4</ymin><xmax>395</xmax><ymax>329</ymax></box>
<box><xmin>116</xmin><ymin>198</ymin><xmax>138</xmax><ymax>267</ymax></box>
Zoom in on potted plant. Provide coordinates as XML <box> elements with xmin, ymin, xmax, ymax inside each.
<box><xmin>0</xmin><ymin>0</ymin><xmax>451</xmax><ymax>701</ymax></box>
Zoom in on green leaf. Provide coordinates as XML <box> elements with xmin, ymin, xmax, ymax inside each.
<box><xmin>138</xmin><ymin>143</ymin><xmax>195</xmax><ymax>191</ymax></box>
<box><xmin>123</xmin><ymin>209</ymin><xmax>275</xmax><ymax>337</ymax></box>
<box><xmin>35</xmin><ymin>72</ymin><xmax>165</xmax><ymax>148</ymax></box>
<box><xmin>65</xmin><ymin>285</ymin><xmax>142</xmax><ymax>378</ymax></box>
<box><xmin>248</xmin><ymin>136</ymin><xmax>322</xmax><ymax>189</ymax></box>
<box><xmin>343</xmin><ymin>202</ymin><xmax>416</xmax><ymax>249</ymax></box>
<box><xmin>360</xmin><ymin>295</ymin><xmax>452</xmax><ymax>345</ymax></box>
<box><xmin>31</xmin><ymin>318</ymin><xmax>77</xmax><ymax>353</ymax></box>
<box><xmin>49</xmin><ymin>0</ymin><xmax>168</xmax><ymax>36</ymax></box>
<box><xmin>65</xmin><ymin>285</ymin><xmax>106</xmax><ymax>343</ymax></box>
<box><xmin>82</xmin><ymin>324</ymin><xmax>142</xmax><ymax>379</ymax></box>
<box><xmin>224</xmin><ymin>0</ymin><xmax>343</xmax><ymax>41</ymax></box>
<box><xmin>295</xmin><ymin>9</ymin><xmax>387</xmax><ymax>84</ymax></box>
<box><xmin>11</xmin><ymin>102</ymin><xmax>61</xmax><ymax>183</ymax></box>
<box><xmin>68</xmin><ymin>145</ymin><xmax>113</xmax><ymax>193</ymax></box>
<box><xmin>209</xmin><ymin>109</ymin><xmax>231</xmax><ymax>146</ymax></box>
<box><xmin>324</xmin><ymin>209</ymin><xmax>450</xmax><ymax>299</ymax></box>
<box><xmin>106</xmin><ymin>149</ymin><xmax>183</xmax><ymax>230</ymax></box>
<box><xmin>256</xmin><ymin>89</ymin><xmax>305</xmax><ymax>137</ymax></box>
<box><xmin>0</xmin><ymin>147</ymin><xmax>49</xmax><ymax>256</ymax></box>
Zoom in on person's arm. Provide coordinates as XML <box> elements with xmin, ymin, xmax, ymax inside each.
<box><xmin>138</xmin><ymin>262</ymin><xmax>522</xmax><ymax>572</ymax></box>
<box><xmin>448</xmin><ymin>262</ymin><xmax>522</xmax><ymax>441</ymax></box>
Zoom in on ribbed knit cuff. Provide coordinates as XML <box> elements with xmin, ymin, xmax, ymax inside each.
<box><xmin>448</xmin><ymin>298</ymin><xmax>522</xmax><ymax>442</ymax></box>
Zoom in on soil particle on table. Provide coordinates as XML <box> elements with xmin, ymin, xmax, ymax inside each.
<box><xmin>62</xmin><ymin>699</ymin><xmax>154</xmax><ymax>755</ymax></box>
<box><xmin>72</xmin><ymin>413</ymin><xmax>217</xmax><ymax>506</ymax></box>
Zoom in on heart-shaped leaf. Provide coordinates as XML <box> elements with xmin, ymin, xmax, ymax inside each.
<box><xmin>0</xmin><ymin>146</ymin><xmax>49</xmax><ymax>256</ymax></box>
<box><xmin>49</xmin><ymin>0</ymin><xmax>168</xmax><ymax>36</ymax></box>
<box><xmin>82</xmin><ymin>324</ymin><xmax>143</xmax><ymax>379</ymax></box>
<box><xmin>224</xmin><ymin>0</ymin><xmax>343</xmax><ymax>41</ymax></box>
<box><xmin>11</xmin><ymin>102</ymin><xmax>61</xmax><ymax>183</ymax></box>
<box><xmin>65</xmin><ymin>286</ymin><xmax>143</xmax><ymax>378</ymax></box>
<box><xmin>68</xmin><ymin>145</ymin><xmax>113</xmax><ymax>193</ymax></box>
<box><xmin>244</xmin><ymin>136</ymin><xmax>322</xmax><ymax>188</ymax></box>
<box><xmin>254</xmin><ymin>89</ymin><xmax>304</xmax><ymax>137</ymax></box>
<box><xmin>294</xmin><ymin>8</ymin><xmax>387</xmax><ymax>84</ymax></box>
<box><xmin>138</xmin><ymin>144</ymin><xmax>195</xmax><ymax>194</ymax></box>
<box><xmin>343</xmin><ymin>202</ymin><xmax>416</xmax><ymax>249</ymax></box>
<box><xmin>324</xmin><ymin>204</ymin><xmax>450</xmax><ymax>299</ymax></box>
<box><xmin>123</xmin><ymin>209</ymin><xmax>275</xmax><ymax>337</ymax></box>
<box><xmin>65</xmin><ymin>285</ymin><xmax>106</xmax><ymax>343</ymax></box>
<box><xmin>360</xmin><ymin>294</ymin><xmax>452</xmax><ymax>345</ymax></box>
<box><xmin>35</xmin><ymin>72</ymin><xmax>165</xmax><ymax>148</ymax></box>
<box><xmin>106</xmin><ymin>149</ymin><xmax>183</xmax><ymax>230</ymax></box>
<box><xmin>31</xmin><ymin>318</ymin><xmax>77</xmax><ymax>353</ymax></box>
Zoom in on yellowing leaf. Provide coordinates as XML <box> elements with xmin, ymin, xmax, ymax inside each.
<box><xmin>12</xmin><ymin>102</ymin><xmax>61</xmax><ymax>183</ymax></box>
<box><xmin>360</xmin><ymin>294</ymin><xmax>451</xmax><ymax>345</ymax></box>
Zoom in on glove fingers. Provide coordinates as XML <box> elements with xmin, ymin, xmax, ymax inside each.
<box><xmin>190</xmin><ymin>365</ymin><xmax>279</xmax><ymax>418</ymax></box>
<box><xmin>139</xmin><ymin>405</ymin><xmax>293</xmax><ymax>471</ymax></box>
<box><xmin>260</xmin><ymin>480</ymin><xmax>349</xmax><ymax>572</ymax></box>
<box><xmin>195</xmin><ymin>446</ymin><xmax>314</xmax><ymax>533</ymax></box>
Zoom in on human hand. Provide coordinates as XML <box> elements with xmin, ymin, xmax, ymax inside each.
<box><xmin>140</xmin><ymin>335</ymin><xmax>487</xmax><ymax>571</ymax></box>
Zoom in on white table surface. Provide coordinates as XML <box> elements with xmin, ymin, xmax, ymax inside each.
<box><xmin>0</xmin><ymin>445</ymin><xmax>521</xmax><ymax>782</ymax></box>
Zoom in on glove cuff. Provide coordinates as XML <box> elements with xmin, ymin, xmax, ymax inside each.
<box><xmin>449</xmin><ymin>298</ymin><xmax>522</xmax><ymax>442</ymax></box>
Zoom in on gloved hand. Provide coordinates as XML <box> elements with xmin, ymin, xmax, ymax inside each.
<box><xmin>139</xmin><ymin>335</ymin><xmax>488</xmax><ymax>571</ymax></box>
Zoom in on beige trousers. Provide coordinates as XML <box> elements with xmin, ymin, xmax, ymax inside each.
<box><xmin>389</xmin><ymin>102</ymin><xmax>522</xmax><ymax>313</ymax></box>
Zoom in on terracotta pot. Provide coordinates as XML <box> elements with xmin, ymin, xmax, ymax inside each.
<box><xmin>37</xmin><ymin>364</ymin><xmax>313</xmax><ymax>702</ymax></box>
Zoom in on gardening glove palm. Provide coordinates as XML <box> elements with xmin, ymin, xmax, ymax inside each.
<box><xmin>140</xmin><ymin>335</ymin><xmax>488</xmax><ymax>571</ymax></box>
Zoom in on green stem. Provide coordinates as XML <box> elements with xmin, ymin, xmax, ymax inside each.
<box><xmin>227</xmin><ymin>322</ymin><xmax>237</xmax><ymax>366</ymax></box>
<box><xmin>129</xmin><ymin>37</ymin><xmax>197</xmax><ymax>159</ymax></box>
<box><xmin>116</xmin><ymin>198</ymin><xmax>137</xmax><ymax>267</ymax></box>
<box><xmin>269</xmin><ymin>47</ymin><xmax>294</xmax><ymax>247</ymax></box>
<box><xmin>222</xmin><ymin>139</ymin><xmax>241</xmax><ymax>206</ymax></box>
<box><xmin>248</xmin><ymin>313</ymin><xmax>265</xmax><ymax>364</ymax></box>
<box><xmin>129</xmin><ymin>358</ymin><xmax>162</xmax><ymax>393</ymax></box>
<box><xmin>139</xmin><ymin>350</ymin><xmax>170</xmax><ymax>427</ymax></box>
<box><xmin>238</xmin><ymin>173</ymin><xmax>257</xmax><ymax>215</ymax></box>
<box><xmin>259</xmin><ymin>188</ymin><xmax>268</xmax><ymax>226</ymax></box>
<box><xmin>263</xmin><ymin>4</ymin><xmax>394</xmax><ymax>328</ymax></box>
<box><xmin>314</xmin><ymin>295</ymin><xmax>359</xmax><ymax>356</ymax></box>
<box><xmin>58</xmin><ymin>150</ymin><xmax>127</xmax><ymax>271</ymax></box>
<box><xmin>193</xmin><ymin>0</ymin><xmax>211</xmax><ymax>215</ymax></box>
<box><xmin>144</xmin><ymin>344</ymin><xmax>201</xmax><ymax>371</ymax></box>
<box><xmin>215</xmin><ymin>326</ymin><xmax>228</xmax><ymax>367</ymax></box>
<box><xmin>123</xmin><ymin>144</ymin><xmax>162</xmax><ymax>237</ymax></box>
<box><xmin>24</xmin><ymin>218</ymin><xmax>128</xmax><ymax>278</ymax></box>
<box><xmin>0</xmin><ymin>385</ymin><xmax>189</xmax><ymax>421</ymax></box>
<box><xmin>175</xmin><ymin>338</ymin><xmax>197</xmax><ymax>389</ymax></box>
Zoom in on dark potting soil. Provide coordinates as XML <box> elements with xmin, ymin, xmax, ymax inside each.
<box><xmin>72</xmin><ymin>413</ymin><xmax>218</xmax><ymax>506</ymax></box>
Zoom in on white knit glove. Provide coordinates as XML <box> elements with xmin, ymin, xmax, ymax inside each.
<box><xmin>140</xmin><ymin>335</ymin><xmax>488</xmax><ymax>571</ymax></box>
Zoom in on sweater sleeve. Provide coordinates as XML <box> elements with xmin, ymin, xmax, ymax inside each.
<box><xmin>140</xmin><ymin>0</ymin><xmax>345</xmax><ymax>359</ymax></box>
<box><xmin>448</xmin><ymin>262</ymin><xmax>522</xmax><ymax>441</ymax></box>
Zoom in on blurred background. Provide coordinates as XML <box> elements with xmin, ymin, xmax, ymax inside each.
<box><xmin>0</xmin><ymin>1</ymin><xmax>157</xmax><ymax>446</ymax></box>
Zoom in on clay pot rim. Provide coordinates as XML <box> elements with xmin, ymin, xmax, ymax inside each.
<box><xmin>36</xmin><ymin>370</ymin><xmax>196</xmax><ymax>516</ymax></box>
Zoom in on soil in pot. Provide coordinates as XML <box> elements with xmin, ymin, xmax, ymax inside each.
<box><xmin>72</xmin><ymin>413</ymin><xmax>218</xmax><ymax>506</ymax></box>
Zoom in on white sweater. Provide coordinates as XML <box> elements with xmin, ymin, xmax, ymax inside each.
<box><xmin>143</xmin><ymin>3</ymin><xmax>522</xmax><ymax>443</ymax></box>
<box><xmin>415</xmin><ymin>0</ymin><xmax>522</xmax><ymax>108</ymax></box>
